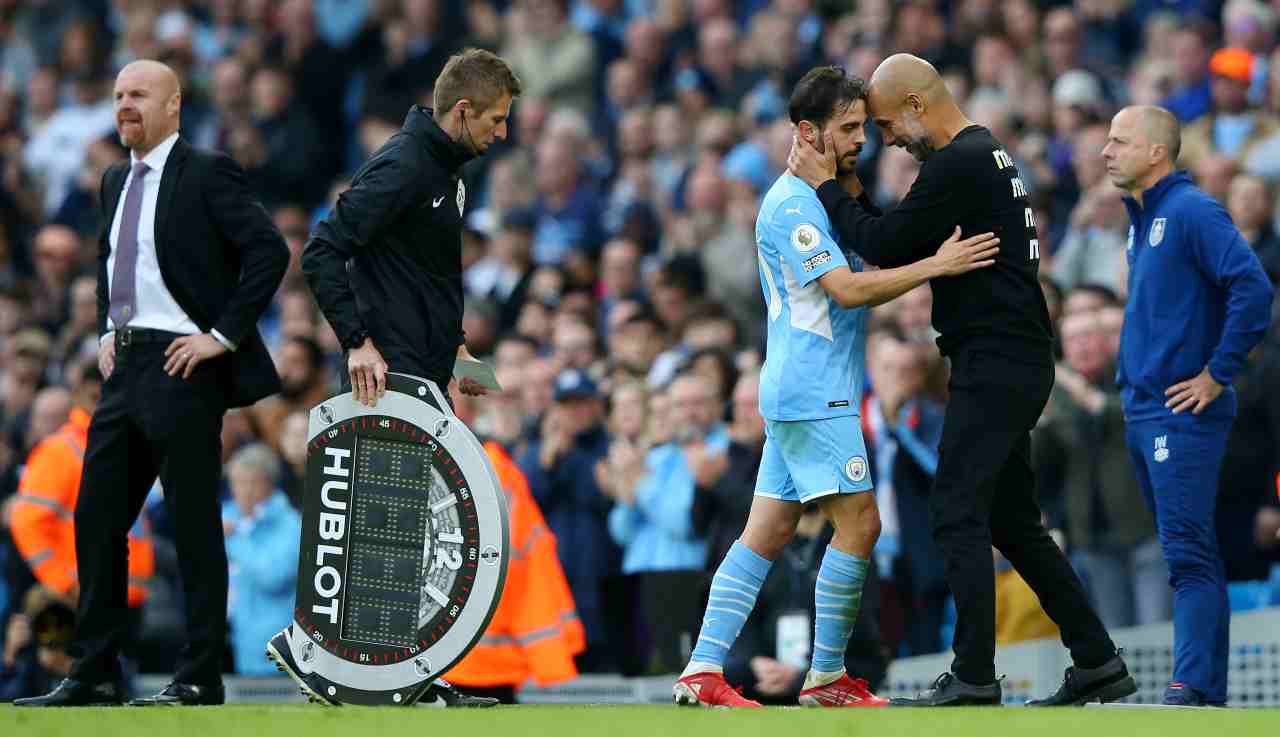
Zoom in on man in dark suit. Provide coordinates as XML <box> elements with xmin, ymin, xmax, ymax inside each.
<box><xmin>15</xmin><ymin>60</ymin><xmax>288</xmax><ymax>707</ymax></box>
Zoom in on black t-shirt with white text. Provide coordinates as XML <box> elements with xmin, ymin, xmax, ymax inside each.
<box><xmin>815</xmin><ymin>125</ymin><xmax>1053</xmax><ymax>359</ymax></box>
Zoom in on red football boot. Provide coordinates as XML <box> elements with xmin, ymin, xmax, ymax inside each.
<box><xmin>798</xmin><ymin>673</ymin><xmax>890</xmax><ymax>707</ymax></box>
<box><xmin>673</xmin><ymin>671</ymin><xmax>763</xmax><ymax>708</ymax></box>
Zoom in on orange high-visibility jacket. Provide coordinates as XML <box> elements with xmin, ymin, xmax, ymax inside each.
<box><xmin>9</xmin><ymin>408</ymin><xmax>154</xmax><ymax>607</ymax></box>
<box><xmin>446</xmin><ymin>441</ymin><xmax>586</xmax><ymax>688</ymax></box>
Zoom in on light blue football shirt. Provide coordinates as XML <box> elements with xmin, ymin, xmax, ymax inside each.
<box><xmin>756</xmin><ymin>173</ymin><xmax>868</xmax><ymax>421</ymax></box>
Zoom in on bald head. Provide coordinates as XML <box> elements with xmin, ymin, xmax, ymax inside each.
<box><xmin>1102</xmin><ymin>105</ymin><xmax>1180</xmax><ymax>197</ymax></box>
<box><xmin>865</xmin><ymin>54</ymin><xmax>965</xmax><ymax>162</ymax></box>
<box><xmin>869</xmin><ymin>53</ymin><xmax>952</xmax><ymax>108</ymax></box>
<box><xmin>1124</xmin><ymin>105</ymin><xmax>1180</xmax><ymax>163</ymax></box>
<box><xmin>114</xmin><ymin>60</ymin><xmax>182</xmax><ymax>155</ymax></box>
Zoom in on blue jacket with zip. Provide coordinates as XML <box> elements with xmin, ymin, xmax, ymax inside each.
<box><xmin>1118</xmin><ymin>171</ymin><xmax>1273</xmax><ymax>424</ymax></box>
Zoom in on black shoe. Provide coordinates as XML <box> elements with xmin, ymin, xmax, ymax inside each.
<box><xmin>130</xmin><ymin>681</ymin><xmax>225</xmax><ymax>706</ymax></box>
<box><xmin>13</xmin><ymin>677</ymin><xmax>126</xmax><ymax>707</ymax></box>
<box><xmin>1027</xmin><ymin>653</ymin><xmax>1136</xmax><ymax>706</ymax></box>
<box><xmin>265</xmin><ymin>625</ymin><xmax>339</xmax><ymax>705</ymax></box>
<box><xmin>891</xmin><ymin>672</ymin><xmax>1002</xmax><ymax>706</ymax></box>
<box><xmin>418</xmin><ymin>679</ymin><xmax>500</xmax><ymax>708</ymax></box>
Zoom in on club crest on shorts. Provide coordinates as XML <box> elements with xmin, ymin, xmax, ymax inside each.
<box><xmin>1149</xmin><ymin>218</ymin><xmax>1166</xmax><ymax>247</ymax></box>
<box><xmin>1153</xmin><ymin>435</ymin><xmax>1169</xmax><ymax>463</ymax></box>
<box><xmin>791</xmin><ymin>223</ymin><xmax>820</xmax><ymax>252</ymax></box>
<box><xmin>456</xmin><ymin>180</ymin><xmax>466</xmax><ymax>216</ymax></box>
<box><xmin>844</xmin><ymin>455</ymin><xmax>867</xmax><ymax>482</ymax></box>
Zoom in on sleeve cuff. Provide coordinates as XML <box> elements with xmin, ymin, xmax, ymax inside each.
<box><xmin>211</xmin><ymin>329</ymin><xmax>238</xmax><ymax>352</ymax></box>
<box><xmin>100</xmin><ymin>331</ymin><xmax>114</xmax><ymax>348</ymax></box>
<box><xmin>1207</xmin><ymin>362</ymin><xmax>1233</xmax><ymax>387</ymax></box>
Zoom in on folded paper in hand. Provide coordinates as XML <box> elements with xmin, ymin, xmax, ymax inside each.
<box><xmin>453</xmin><ymin>357</ymin><xmax>502</xmax><ymax>391</ymax></box>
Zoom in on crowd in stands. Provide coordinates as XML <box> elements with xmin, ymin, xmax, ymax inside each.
<box><xmin>1</xmin><ymin>0</ymin><xmax>1279</xmax><ymax>700</ymax></box>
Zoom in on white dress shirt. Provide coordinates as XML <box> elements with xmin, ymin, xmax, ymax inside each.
<box><xmin>104</xmin><ymin>131</ymin><xmax>234</xmax><ymax>350</ymax></box>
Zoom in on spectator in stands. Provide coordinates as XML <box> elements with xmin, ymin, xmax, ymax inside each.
<box><xmin>1162</xmin><ymin>20</ymin><xmax>1214</xmax><ymax>123</ymax></box>
<box><xmin>260</xmin><ymin>395</ymin><xmax>303</xmax><ymax>494</ymax></box>
<box><xmin>550</xmin><ymin>315</ymin><xmax>600</xmax><ymax>374</ymax></box>
<box><xmin>531</xmin><ymin>135</ymin><xmax>604</xmax><ymax>265</ymax></box>
<box><xmin>51</xmin><ymin>275</ymin><xmax>98</xmax><ymax>369</ymax></box>
<box><xmin>1052</xmin><ymin>184</ymin><xmax>1129</xmax><ymax>295</ymax></box>
<box><xmin>193</xmin><ymin>58</ymin><xmax>249</xmax><ymax>154</ymax></box>
<box><xmin>9</xmin><ymin>363</ymin><xmax>153</xmax><ymax>618</ymax></box>
<box><xmin>221</xmin><ymin>444</ymin><xmax>300</xmax><ymax>676</ymax></box>
<box><xmin>265</xmin><ymin>0</ymin><xmax>347</xmax><ymax>164</ymax></box>
<box><xmin>606</xmin><ymin>370</ymin><xmax>718</xmax><ymax>574</ymax></box>
<box><xmin>864</xmin><ymin>329</ymin><xmax>948</xmax><ymax>656</ymax></box>
<box><xmin>465</xmin><ymin>208</ymin><xmax>536</xmax><ymax>334</ymax></box>
<box><xmin>520</xmin><ymin>368</ymin><xmax>618</xmax><ymax>672</ymax></box>
<box><xmin>28</xmin><ymin>226</ymin><xmax>82</xmax><ymax>333</ymax></box>
<box><xmin>235</xmin><ymin>65</ymin><xmax>325</xmax><ymax>209</ymax></box>
<box><xmin>1227</xmin><ymin>173</ymin><xmax>1280</xmax><ymax>282</ymax></box>
<box><xmin>690</xmin><ymin>371</ymin><xmax>763</xmax><ymax>572</ymax></box>
<box><xmin>1215</xmin><ymin>339</ymin><xmax>1280</xmax><ymax>583</ymax></box>
<box><xmin>270</xmin><ymin>204</ymin><xmax>311</xmax><ymax>292</ymax></box>
<box><xmin>245</xmin><ymin>336</ymin><xmax>332</xmax><ymax>451</ymax></box>
<box><xmin>504</xmin><ymin>0</ymin><xmax>597</xmax><ymax>119</ymax></box>
<box><xmin>22</xmin><ymin>387</ymin><xmax>69</xmax><ymax>455</ymax></box>
<box><xmin>24</xmin><ymin>66</ymin><xmax>114</xmax><ymax>216</ymax></box>
<box><xmin>1</xmin><ymin>585</ymin><xmax>77</xmax><ymax>701</ymax></box>
<box><xmin>53</xmin><ymin>135</ymin><xmax>127</xmax><ymax>239</ymax></box>
<box><xmin>1034</xmin><ymin>310</ymin><xmax>1170</xmax><ymax>629</ymax></box>
<box><xmin>1179</xmin><ymin>48</ymin><xmax>1280</xmax><ymax>170</ymax></box>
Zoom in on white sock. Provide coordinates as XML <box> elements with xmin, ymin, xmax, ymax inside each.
<box><xmin>681</xmin><ymin>661</ymin><xmax>724</xmax><ymax>678</ymax></box>
<box><xmin>803</xmin><ymin>668</ymin><xmax>845</xmax><ymax>689</ymax></box>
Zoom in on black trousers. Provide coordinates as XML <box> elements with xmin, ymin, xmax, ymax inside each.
<box><xmin>931</xmin><ymin>344</ymin><xmax>1115</xmax><ymax>684</ymax></box>
<box><xmin>71</xmin><ymin>336</ymin><xmax>227</xmax><ymax>686</ymax></box>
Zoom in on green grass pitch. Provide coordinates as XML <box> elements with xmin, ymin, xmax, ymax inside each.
<box><xmin>5</xmin><ymin>704</ymin><xmax>1280</xmax><ymax>737</ymax></box>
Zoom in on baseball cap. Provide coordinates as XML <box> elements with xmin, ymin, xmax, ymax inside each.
<box><xmin>1052</xmin><ymin>69</ymin><xmax>1103</xmax><ymax>109</ymax></box>
<box><xmin>553</xmin><ymin>368</ymin><xmax>599</xmax><ymax>401</ymax></box>
<box><xmin>1209</xmin><ymin>48</ymin><xmax>1254</xmax><ymax>83</ymax></box>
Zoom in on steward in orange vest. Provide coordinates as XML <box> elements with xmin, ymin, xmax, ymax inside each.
<box><xmin>445</xmin><ymin>440</ymin><xmax>585</xmax><ymax>696</ymax></box>
<box><xmin>8</xmin><ymin>367</ymin><xmax>154</xmax><ymax>608</ymax></box>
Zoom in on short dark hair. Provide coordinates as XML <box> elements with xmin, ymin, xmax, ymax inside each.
<box><xmin>788</xmin><ymin>66</ymin><xmax>867</xmax><ymax>129</ymax></box>
<box><xmin>497</xmin><ymin>333</ymin><xmax>539</xmax><ymax>353</ymax></box>
<box><xmin>433</xmin><ymin>48</ymin><xmax>523</xmax><ymax>115</ymax></box>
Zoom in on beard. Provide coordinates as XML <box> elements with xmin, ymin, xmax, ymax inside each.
<box><xmin>280</xmin><ymin>375</ymin><xmax>314</xmax><ymax>401</ymax></box>
<box><xmin>904</xmin><ymin>137</ymin><xmax>934</xmax><ymax>162</ymax></box>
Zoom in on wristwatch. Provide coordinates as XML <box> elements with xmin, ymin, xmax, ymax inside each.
<box><xmin>342</xmin><ymin>327</ymin><xmax>370</xmax><ymax>351</ymax></box>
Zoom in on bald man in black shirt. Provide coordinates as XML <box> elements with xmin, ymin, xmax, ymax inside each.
<box><xmin>789</xmin><ymin>54</ymin><xmax>1134</xmax><ymax>707</ymax></box>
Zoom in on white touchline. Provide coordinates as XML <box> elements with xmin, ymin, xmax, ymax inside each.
<box><xmin>424</xmin><ymin>583</ymin><xmax>450</xmax><ymax>608</ymax></box>
<box><xmin>431</xmin><ymin>496</ymin><xmax>458</xmax><ymax>514</ymax></box>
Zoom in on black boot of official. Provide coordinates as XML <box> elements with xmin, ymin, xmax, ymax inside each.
<box><xmin>418</xmin><ymin>678</ymin><xmax>500</xmax><ymax>708</ymax></box>
<box><xmin>1027</xmin><ymin>652</ymin><xmax>1137</xmax><ymax>706</ymax></box>
<box><xmin>891</xmin><ymin>672</ymin><xmax>1002</xmax><ymax>706</ymax></box>
<box><xmin>130</xmin><ymin>681</ymin><xmax>225</xmax><ymax>706</ymax></box>
<box><xmin>13</xmin><ymin>677</ymin><xmax>127</xmax><ymax>707</ymax></box>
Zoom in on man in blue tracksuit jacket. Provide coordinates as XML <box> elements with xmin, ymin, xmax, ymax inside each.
<box><xmin>1103</xmin><ymin>105</ymin><xmax>1273</xmax><ymax>706</ymax></box>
